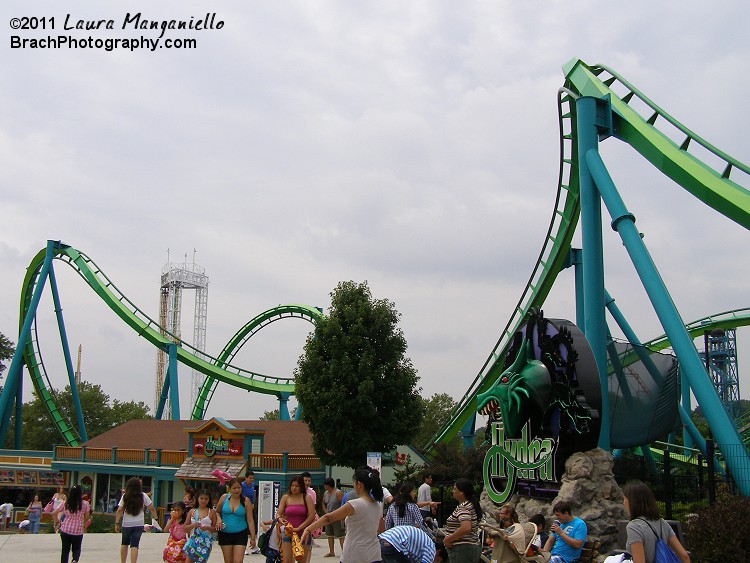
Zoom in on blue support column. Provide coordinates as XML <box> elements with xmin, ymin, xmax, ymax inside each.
<box><xmin>461</xmin><ymin>413</ymin><xmax>476</xmax><ymax>450</ymax></box>
<box><xmin>682</xmin><ymin>375</ymin><xmax>694</xmax><ymax>451</ymax></box>
<box><xmin>155</xmin><ymin>346</ymin><xmax>171</xmax><ymax>420</ymax></box>
<box><xmin>167</xmin><ymin>344</ymin><xmax>180</xmax><ymax>420</ymax></box>
<box><xmin>564</xmin><ymin>248</ymin><xmax>585</xmax><ymax>329</ymax></box>
<box><xmin>604</xmin><ymin>290</ymin><xmax>664</xmax><ymax>386</ymax></box>
<box><xmin>576</xmin><ymin>97</ymin><xmax>610</xmax><ymax>450</ymax></box>
<box><xmin>605</xmin><ymin>326</ymin><xmax>635</xmax><ymax>406</ymax></box>
<box><xmin>49</xmin><ymin>263</ymin><xmax>88</xmax><ymax>442</ymax></box>
<box><xmin>278</xmin><ymin>393</ymin><xmax>291</xmax><ymax>421</ymax></box>
<box><xmin>586</xmin><ymin>149</ymin><xmax>748</xmax><ymax>494</ymax></box>
<box><xmin>0</xmin><ymin>240</ymin><xmax>56</xmax><ymax>446</ymax></box>
<box><xmin>13</xmin><ymin>374</ymin><xmax>23</xmax><ymax>448</ymax></box>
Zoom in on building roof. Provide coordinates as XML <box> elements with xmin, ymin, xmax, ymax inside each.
<box><xmin>174</xmin><ymin>457</ymin><xmax>248</xmax><ymax>481</ymax></box>
<box><xmin>82</xmin><ymin>419</ymin><xmax>315</xmax><ymax>454</ymax></box>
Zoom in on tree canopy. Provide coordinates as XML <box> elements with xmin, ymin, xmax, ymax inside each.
<box><xmin>295</xmin><ymin>280</ymin><xmax>424</xmax><ymax>469</ymax></box>
<box><xmin>260</xmin><ymin>407</ymin><xmax>297</xmax><ymax>420</ymax></box>
<box><xmin>414</xmin><ymin>392</ymin><xmax>458</xmax><ymax>451</ymax></box>
<box><xmin>0</xmin><ymin>331</ymin><xmax>14</xmax><ymax>376</ymax></box>
<box><xmin>3</xmin><ymin>381</ymin><xmax>151</xmax><ymax>450</ymax></box>
<box><xmin>260</xmin><ymin>409</ymin><xmax>280</xmax><ymax>420</ymax></box>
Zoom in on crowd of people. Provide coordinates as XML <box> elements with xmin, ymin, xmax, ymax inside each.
<box><xmin>0</xmin><ymin>470</ymin><xmax>688</xmax><ymax>563</ymax></box>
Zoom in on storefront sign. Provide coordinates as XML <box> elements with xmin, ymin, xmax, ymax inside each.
<box><xmin>193</xmin><ymin>436</ymin><xmax>243</xmax><ymax>458</ymax></box>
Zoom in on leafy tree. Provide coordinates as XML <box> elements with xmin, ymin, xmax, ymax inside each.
<box><xmin>295</xmin><ymin>281</ymin><xmax>424</xmax><ymax>469</ymax></box>
<box><xmin>260</xmin><ymin>409</ymin><xmax>280</xmax><ymax>420</ymax></box>
<box><xmin>0</xmin><ymin>332</ymin><xmax>14</xmax><ymax>376</ymax></box>
<box><xmin>259</xmin><ymin>407</ymin><xmax>298</xmax><ymax>420</ymax></box>
<box><xmin>690</xmin><ymin>400</ymin><xmax>748</xmax><ymax>439</ymax></box>
<box><xmin>5</xmin><ymin>381</ymin><xmax>150</xmax><ymax>450</ymax></box>
<box><xmin>392</xmin><ymin>455</ymin><xmax>426</xmax><ymax>485</ymax></box>
<box><xmin>0</xmin><ymin>331</ymin><xmax>14</xmax><ymax>397</ymax></box>
<box><xmin>414</xmin><ymin>393</ymin><xmax>457</xmax><ymax>451</ymax></box>
<box><xmin>427</xmin><ymin>441</ymin><xmax>489</xmax><ymax>484</ymax></box>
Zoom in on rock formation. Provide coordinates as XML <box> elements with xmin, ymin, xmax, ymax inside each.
<box><xmin>481</xmin><ymin>448</ymin><xmax>627</xmax><ymax>557</ymax></box>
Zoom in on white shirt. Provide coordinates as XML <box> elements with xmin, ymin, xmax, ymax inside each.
<box><xmin>382</xmin><ymin>486</ymin><xmax>393</xmax><ymax>503</ymax></box>
<box><xmin>118</xmin><ymin>493</ymin><xmax>153</xmax><ymax>527</ymax></box>
<box><xmin>0</xmin><ymin>503</ymin><xmax>12</xmax><ymax>517</ymax></box>
<box><xmin>417</xmin><ymin>483</ymin><xmax>432</xmax><ymax>504</ymax></box>
<box><xmin>343</xmin><ymin>497</ymin><xmax>383</xmax><ymax>563</ymax></box>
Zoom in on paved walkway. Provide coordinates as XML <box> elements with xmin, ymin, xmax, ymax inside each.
<box><xmin>0</xmin><ymin>531</ymin><xmax>341</xmax><ymax>562</ymax></box>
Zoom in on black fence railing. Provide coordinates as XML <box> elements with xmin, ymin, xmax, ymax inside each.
<box><xmin>613</xmin><ymin>439</ymin><xmax>747</xmax><ymax>520</ymax></box>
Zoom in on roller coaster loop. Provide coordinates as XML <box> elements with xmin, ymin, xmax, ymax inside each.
<box><xmin>0</xmin><ymin>241</ymin><xmax>322</xmax><ymax>446</ymax></box>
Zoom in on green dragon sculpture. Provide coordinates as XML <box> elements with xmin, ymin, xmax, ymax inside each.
<box><xmin>476</xmin><ymin>311</ymin><xmax>599</xmax><ymax>445</ymax></box>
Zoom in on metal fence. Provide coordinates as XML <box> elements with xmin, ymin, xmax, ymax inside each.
<box><xmin>613</xmin><ymin>439</ymin><xmax>747</xmax><ymax>519</ymax></box>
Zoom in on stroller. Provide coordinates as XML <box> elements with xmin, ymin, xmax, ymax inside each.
<box><xmin>479</xmin><ymin>521</ymin><xmax>538</xmax><ymax>563</ymax></box>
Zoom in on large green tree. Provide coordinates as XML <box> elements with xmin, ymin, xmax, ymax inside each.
<box><xmin>5</xmin><ymin>381</ymin><xmax>151</xmax><ymax>450</ymax></box>
<box><xmin>295</xmin><ymin>281</ymin><xmax>424</xmax><ymax>469</ymax></box>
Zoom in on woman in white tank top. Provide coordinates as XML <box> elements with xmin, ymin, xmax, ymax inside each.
<box><xmin>301</xmin><ymin>466</ymin><xmax>385</xmax><ymax>563</ymax></box>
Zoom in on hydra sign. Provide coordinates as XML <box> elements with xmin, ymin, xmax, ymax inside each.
<box><xmin>483</xmin><ymin>421</ymin><xmax>558</xmax><ymax>504</ymax></box>
<box><xmin>477</xmin><ymin>310</ymin><xmax>601</xmax><ymax>503</ymax></box>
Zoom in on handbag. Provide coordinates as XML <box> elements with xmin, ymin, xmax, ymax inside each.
<box><xmin>183</xmin><ymin>528</ymin><xmax>214</xmax><ymax>563</ymax></box>
<box><xmin>43</xmin><ymin>500</ymin><xmax>54</xmax><ymax>513</ymax></box>
<box><xmin>183</xmin><ymin>509</ymin><xmax>215</xmax><ymax>563</ymax></box>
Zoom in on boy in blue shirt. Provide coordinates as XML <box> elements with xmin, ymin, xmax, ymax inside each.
<box><xmin>542</xmin><ymin>501</ymin><xmax>587</xmax><ymax>563</ymax></box>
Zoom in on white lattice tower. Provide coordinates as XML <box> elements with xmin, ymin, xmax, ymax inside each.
<box><xmin>154</xmin><ymin>252</ymin><xmax>209</xmax><ymax>418</ymax></box>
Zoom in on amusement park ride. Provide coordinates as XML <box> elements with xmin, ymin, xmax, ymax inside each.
<box><xmin>0</xmin><ymin>59</ymin><xmax>749</xmax><ymax>494</ymax></box>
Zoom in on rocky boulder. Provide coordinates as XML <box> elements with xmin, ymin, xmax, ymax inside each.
<box><xmin>480</xmin><ymin>448</ymin><xmax>627</xmax><ymax>558</ymax></box>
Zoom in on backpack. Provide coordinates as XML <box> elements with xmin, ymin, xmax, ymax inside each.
<box><xmin>258</xmin><ymin>519</ymin><xmax>278</xmax><ymax>557</ymax></box>
<box><xmin>258</xmin><ymin>529</ymin><xmax>271</xmax><ymax>556</ymax></box>
<box><xmin>639</xmin><ymin>519</ymin><xmax>680</xmax><ymax>563</ymax></box>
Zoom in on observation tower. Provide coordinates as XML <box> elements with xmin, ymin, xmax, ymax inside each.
<box><xmin>155</xmin><ymin>251</ymin><xmax>209</xmax><ymax>418</ymax></box>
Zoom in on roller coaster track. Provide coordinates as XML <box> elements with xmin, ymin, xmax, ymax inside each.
<box><xmin>191</xmin><ymin>304</ymin><xmax>323</xmax><ymax>419</ymax></box>
<box><xmin>16</xmin><ymin>244</ymin><xmax>317</xmax><ymax>445</ymax></box>
<box><xmin>614</xmin><ymin>309</ymin><xmax>750</xmax><ymax>370</ymax></box>
<box><xmin>429</xmin><ymin>59</ymin><xmax>750</xmax><ymax>449</ymax></box>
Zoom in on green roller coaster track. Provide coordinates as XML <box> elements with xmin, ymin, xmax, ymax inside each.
<box><xmin>8</xmin><ymin>243</ymin><xmax>321</xmax><ymax>445</ymax></box>
<box><xmin>191</xmin><ymin>304</ymin><xmax>323</xmax><ymax>419</ymax></box>
<box><xmin>429</xmin><ymin>58</ymin><xmax>750</xmax><ymax>450</ymax></box>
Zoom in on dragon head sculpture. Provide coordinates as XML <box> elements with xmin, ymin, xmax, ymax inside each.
<box><xmin>477</xmin><ymin>311</ymin><xmax>600</xmax><ymax>444</ymax></box>
<box><xmin>476</xmin><ymin>338</ymin><xmax>552</xmax><ymax>439</ymax></box>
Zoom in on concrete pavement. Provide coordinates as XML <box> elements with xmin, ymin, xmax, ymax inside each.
<box><xmin>0</xmin><ymin>531</ymin><xmax>343</xmax><ymax>563</ymax></box>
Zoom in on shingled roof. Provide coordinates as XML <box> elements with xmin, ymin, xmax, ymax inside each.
<box><xmin>174</xmin><ymin>457</ymin><xmax>248</xmax><ymax>481</ymax></box>
<box><xmin>82</xmin><ymin>419</ymin><xmax>314</xmax><ymax>454</ymax></box>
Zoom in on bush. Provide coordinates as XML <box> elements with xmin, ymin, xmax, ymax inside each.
<box><xmin>684</xmin><ymin>495</ymin><xmax>750</xmax><ymax>562</ymax></box>
<box><xmin>86</xmin><ymin>512</ymin><xmax>115</xmax><ymax>533</ymax></box>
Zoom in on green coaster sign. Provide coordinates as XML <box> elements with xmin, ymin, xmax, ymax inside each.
<box><xmin>478</xmin><ymin>310</ymin><xmax>600</xmax><ymax>503</ymax></box>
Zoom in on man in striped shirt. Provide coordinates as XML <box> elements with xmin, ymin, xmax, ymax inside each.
<box><xmin>379</xmin><ymin>525</ymin><xmax>436</xmax><ymax>563</ymax></box>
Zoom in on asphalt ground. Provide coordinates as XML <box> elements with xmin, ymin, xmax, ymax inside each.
<box><xmin>0</xmin><ymin>531</ymin><xmax>342</xmax><ymax>563</ymax></box>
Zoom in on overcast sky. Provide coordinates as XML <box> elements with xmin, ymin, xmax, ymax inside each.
<box><xmin>2</xmin><ymin>1</ymin><xmax>748</xmax><ymax>431</ymax></box>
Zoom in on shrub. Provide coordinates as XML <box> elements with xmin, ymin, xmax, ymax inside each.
<box><xmin>86</xmin><ymin>512</ymin><xmax>115</xmax><ymax>533</ymax></box>
<box><xmin>684</xmin><ymin>495</ymin><xmax>750</xmax><ymax>562</ymax></box>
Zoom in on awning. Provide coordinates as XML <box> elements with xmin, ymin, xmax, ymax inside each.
<box><xmin>174</xmin><ymin>457</ymin><xmax>247</xmax><ymax>481</ymax></box>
